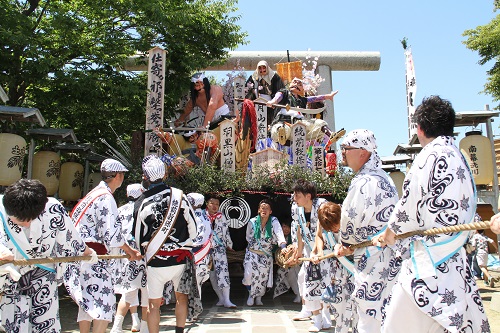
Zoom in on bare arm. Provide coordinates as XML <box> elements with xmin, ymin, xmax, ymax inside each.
<box><xmin>311</xmin><ymin>224</ymin><xmax>324</xmax><ymax>264</ymax></box>
<box><xmin>175</xmin><ymin>100</ymin><xmax>194</xmax><ymax>126</ymax></box>
<box><xmin>491</xmin><ymin>213</ymin><xmax>500</xmax><ymax>234</ymax></box>
<box><xmin>203</xmin><ymin>86</ymin><xmax>224</xmax><ymax>127</ymax></box>
<box><xmin>120</xmin><ymin>243</ymin><xmax>143</xmax><ymax>261</ymax></box>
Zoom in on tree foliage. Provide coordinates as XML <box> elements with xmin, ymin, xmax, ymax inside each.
<box><xmin>463</xmin><ymin>2</ymin><xmax>500</xmax><ymax>107</ymax></box>
<box><xmin>1</xmin><ymin>0</ymin><xmax>247</xmax><ymax>150</ymax></box>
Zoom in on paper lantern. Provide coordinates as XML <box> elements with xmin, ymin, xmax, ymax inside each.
<box><xmin>0</xmin><ymin>133</ymin><xmax>27</xmax><ymax>186</ymax></box>
<box><xmin>32</xmin><ymin>151</ymin><xmax>60</xmax><ymax>196</ymax></box>
<box><xmin>389</xmin><ymin>170</ymin><xmax>406</xmax><ymax>198</ymax></box>
<box><xmin>275</xmin><ymin>61</ymin><xmax>303</xmax><ymax>84</ymax></box>
<box><xmin>459</xmin><ymin>131</ymin><xmax>494</xmax><ymax>185</ymax></box>
<box><xmin>325</xmin><ymin>151</ymin><xmax>337</xmax><ymax>176</ymax></box>
<box><xmin>87</xmin><ymin>172</ymin><xmax>102</xmax><ymax>193</ymax></box>
<box><xmin>59</xmin><ymin>162</ymin><xmax>84</xmax><ymax>201</ymax></box>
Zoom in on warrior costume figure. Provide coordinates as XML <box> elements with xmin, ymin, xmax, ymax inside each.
<box><xmin>245</xmin><ymin>60</ymin><xmax>285</xmax><ymax>102</ymax></box>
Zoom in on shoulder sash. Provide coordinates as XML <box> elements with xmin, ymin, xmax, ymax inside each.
<box><xmin>71</xmin><ymin>186</ymin><xmax>110</xmax><ymax>226</ymax></box>
<box><xmin>322</xmin><ymin>230</ymin><xmax>354</xmax><ymax>275</ymax></box>
<box><xmin>144</xmin><ymin>187</ymin><xmax>183</xmax><ymax>263</ymax></box>
<box><xmin>0</xmin><ymin>210</ymin><xmax>55</xmax><ymax>273</ymax></box>
<box><xmin>297</xmin><ymin>207</ymin><xmax>313</xmax><ymax>251</ymax></box>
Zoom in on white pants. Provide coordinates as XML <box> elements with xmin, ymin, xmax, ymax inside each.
<box><xmin>382</xmin><ymin>283</ymin><xmax>446</xmax><ymax>333</ymax></box>
<box><xmin>147</xmin><ymin>265</ymin><xmax>185</xmax><ymax>299</ymax></box>
<box><xmin>212</xmin><ymin>104</ymin><xmax>230</xmax><ymax>122</ymax></box>
<box><xmin>121</xmin><ymin>287</ymin><xmax>149</xmax><ymax>307</ymax></box>
<box><xmin>298</xmin><ymin>264</ymin><xmax>321</xmax><ymax>312</ymax></box>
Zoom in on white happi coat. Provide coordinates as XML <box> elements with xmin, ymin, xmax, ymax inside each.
<box><xmin>291</xmin><ymin>198</ymin><xmax>329</xmax><ymax>301</ymax></box>
<box><xmin>114</xmin><ymin>201</ymin><xmax>147</xmax><ymax>295</ymax></box>
<box><xmin>273</xmin><ymin>263</ymin><xmax>300</xmax><ymax>298</ymax></box>
<box><xmin>209</xmin><ymin>211</ymin><xmax>233</xmax><ymax>289</ymax></box>
<box><xmin>0</xmin><ymin>197</ymin><xmax>87</xmax><ymax>333</ymax></box>
<box><xmin>322</xmin><ymin>230</ymin><xmax>356</xmax><ymax>333</ymax></box>
<box><xmin>273</xmin><ymin>232</ymin><xmax>300</xmax><ymax>298</ymax></box>
<box><xmin>340</xmin><ymin>153</ymin><xmax>401</xmax><ymax>324</ymax></box>
<box><xmin>193</xmin><ymin>208</ymin><xmax>212</xmax><ymax>294</ymax></box>
<box><xmin>243</xmin><ymin>216</ymin><xmax>286</xmax><ymax>298</ymax></box>
<box><xmin>64</xmin><ymin>181</ymin><xmax>126</xmax><ymax>321</ymax></box>
<box><xmin>386</xmin><ymin>136</ymin><xmax>490</xmax><ymax>332</ymax></box>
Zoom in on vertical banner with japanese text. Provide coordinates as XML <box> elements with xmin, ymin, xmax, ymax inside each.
<box><xmin>220</xmin><ymin>119</ymin><xmax>236</xmax><ymax>172</ymax></box>
<box><xmin>254</xmin><ymin>97</ymin><xmax>268</xmax><ymax>149</ymax></box>
<box><xmin>233</xmin><ymin>76</ymin><xmax>245</xmax><ymax>116</ymax></box>
<box><xmin>405</xmin><ymin>48</ymin><xmax>417</xmax><ymax>143</ymax></box>
<box><xmin>145</xmin><ymin>47</ymin><xmax>166</xmax><ymax>156</ymax></box>
<box><xmin>312</xmin><ymin>145</ymin><xmax>325</xmax><ymax>175</ymax></box>
<box><xmin>291</xmin><ymin>122</ymin><xmax>307</xmax><ymax>168</ymax></box>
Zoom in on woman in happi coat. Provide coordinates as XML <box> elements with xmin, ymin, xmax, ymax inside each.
<box><xmin>312</xmin><ymin>201</ymin><xmax>356</xmax><ymax>333</ymax></box>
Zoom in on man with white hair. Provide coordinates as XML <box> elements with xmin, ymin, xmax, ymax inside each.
<box><xmin>133</xmin><ymin>155</ymin><xmax>199</xmax><ymax>333</ymax></box>
<box><xmin>333</xmin><ymin>130</ymin><xmax>401</xmax><ymax>333</ymax></box>
<box><xmin>65</xmin><ymin>158</ymin><xmax>142</xmax><ymax>333</ymax></box>
<box><xmin>175</xmin><ymin>72</ymin><xmax>231</xmax><ymax>128</ymax></box>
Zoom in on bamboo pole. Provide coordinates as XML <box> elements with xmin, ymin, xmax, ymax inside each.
<box><xmin>0</xmin><ymin>254</ymin><xmax>130</xmax><ymax>267</ymax></box>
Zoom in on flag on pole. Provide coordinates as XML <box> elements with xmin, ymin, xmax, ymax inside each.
<box><xmin>405</xmin><ymin>48</ymin><xmax>418</xmax><ymax>144</ymax></box>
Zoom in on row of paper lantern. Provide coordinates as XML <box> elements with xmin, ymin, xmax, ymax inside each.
<box><xmin>0</xmin><ymin>133</ymin><xmax>103</xmax><ymax>201</ymax></box>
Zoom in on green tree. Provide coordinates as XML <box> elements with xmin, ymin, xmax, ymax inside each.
<box><xmin>463</xmin><ymin>3</ymin><xmax>500</xmax><ymax>107</ymax></box>
<box><xmin>1</xmin><ymin>0</ymin><xmax>247</xmax><ymax>150</ymax></box>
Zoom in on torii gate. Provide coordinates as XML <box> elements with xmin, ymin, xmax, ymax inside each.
<box><xmin>125</xmin><ymin>50</ymin><xmax>381</xmax><ymax>135</ymax></box>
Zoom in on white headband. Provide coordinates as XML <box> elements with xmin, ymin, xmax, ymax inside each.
<box><xmin>191</xmin><ymin>72</ymin><xmax>205</xmax><ymax>83</ymax></box>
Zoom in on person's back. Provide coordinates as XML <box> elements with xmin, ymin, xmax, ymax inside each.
<box><xmin>378</xmin><ymin>96</ymin><xmax>490</xmax><ymax>333</ymax></box>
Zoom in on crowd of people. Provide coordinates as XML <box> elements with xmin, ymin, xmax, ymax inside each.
<box><xmin>0</xmin><ymin>60</ymin><xmax>498</xmax><ymax>333</ymax></box>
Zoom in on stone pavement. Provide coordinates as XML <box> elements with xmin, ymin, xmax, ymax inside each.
<box><xmin>59</xmin><ymin>278</ymin><xmax>317</xmax><ymax>333</ymax></box>
<box><xmin>58</xmin><ymin>269</ymin><xmax>500</xmax><ymax>333</ymax></box>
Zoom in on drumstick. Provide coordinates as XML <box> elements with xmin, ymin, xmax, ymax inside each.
<box><xmin>299</xmin><ymin>220</ymin><xmax>491</xmax><ymax>262</ymax></box>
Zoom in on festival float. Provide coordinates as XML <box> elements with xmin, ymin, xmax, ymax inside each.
<box><xmin>142</xmin><ymin>48</ymin><xmax>353</xmax><ymax>253</ymax></box>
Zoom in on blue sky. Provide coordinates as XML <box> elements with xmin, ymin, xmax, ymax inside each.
<box><xmin>212</xmin><ymin>1</ymin><xmax>498</xmax><ymax>157</ymax></box>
